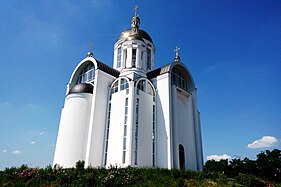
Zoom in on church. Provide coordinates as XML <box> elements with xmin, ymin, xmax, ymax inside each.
<box><xmin>53</xmin><ymin>7</ymin><xmax>203</xmax><ymax>171</ymax></box>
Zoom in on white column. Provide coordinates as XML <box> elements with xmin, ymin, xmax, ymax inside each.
<box><xmin>136</xmin><ymin>46</ymin><xmax>141</xmax><ymax>69</ymax></box>
<box><xmin>167</xmin><ymin>76</ymin><xmax>173</xmax><ymax>169</ymax></box>
<box><xmin>128</xmin><ymin>81</ymin><xmax>135</xmax><ymax>165</ymax></box>
<box><xmin>127</xmin><ymin>47</ymin><xmax>132</xmax><ymax>68</ymax></box>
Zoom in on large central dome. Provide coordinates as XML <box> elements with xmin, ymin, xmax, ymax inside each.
<box><xmin>112</xmin><ymin>13</ymin><xmax>156</xmax><ymax>75</ymax></box>
<box><xmin>116</xmin><ymin>15</ymin><xmax>153</xmax><ymax>44</ymax></box>
<box><xmin>117</xmin><ymin>29</ymin><xmax>153</xmax><ymax>43</ymax></box>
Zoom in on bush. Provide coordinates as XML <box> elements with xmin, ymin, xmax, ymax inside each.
<box><xmin>0</xmin><ymin>160</ymin><xmax>280</xmax><ymax>186</ymax></box>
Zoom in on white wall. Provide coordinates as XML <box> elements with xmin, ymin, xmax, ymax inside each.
<box><xmin>192</xmin><ymin>92</ymin><xmax>204</xmax><ymax>170</ymax></box>
<box><xmin>85</xmin><ymin>70</ymin><xmax>116</xmax><ymax>167</ymax></box>
<box><xmin>134</xmin><ymin>90</ymin><xmax>154</xmax><ymax>167</ymax></box>
<box><xmin>172</xmin><ymin>87</ymin><xmax>197</xmax><ymax>170</ymax></box>
<box><xmin>154</xmin><ymin>73</ymin><xmax>172</xmax><ymax>169</ymax></box>
<box><xmin>53</xmin><ymin>93</ymin><xmax>92</xmax><ymax>168</ymax></box>
<box><xmin>106</xmin><ymin>89</ymin><xmax>127</xmax><ymax>166</ymax></box>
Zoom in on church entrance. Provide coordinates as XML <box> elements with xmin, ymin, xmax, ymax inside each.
<box><xmin>179</xmin><ymin>144</ymin><xmax>185</xmax><ymax>169</ymax></box>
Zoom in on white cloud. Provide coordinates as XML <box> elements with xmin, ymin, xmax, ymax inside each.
<box><xmin>30</xmin><ymin>141</ymin><xmax>36</xmax><ymax>145</ymax></box>
<box><xmin>12</xmin><ymin>150</ymin><xmax>22</xmax><ymax>155</ymax></box>
<box><xmin>207</xmin><ymin>154</ymin><xmax>231</xmax><ymax>161</ymax></box>
<box><xmin>39</xmin><ymin>131</ymin><xmax>46</xmax><ymax>136</ymax></box>
<box><xmin>1</xmin><ymin>150</ymin><xmax>8</xmax><ymax>154</ymax></box>
<box><xmin>248</xmin><ymin>136</ymin><xmax>278</xmax><ymax>149</ymax></box>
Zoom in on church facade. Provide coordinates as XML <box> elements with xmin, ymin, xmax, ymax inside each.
<box><xmin>53</xmin><ymin>12</ymin><xmax>203</xmax><ymax>171</ymax></box>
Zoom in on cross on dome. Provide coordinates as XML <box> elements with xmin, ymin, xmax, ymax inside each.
<box><xmin>174</xmin><ymin>46</ymin><xmax>180</xmax><ymax>56</ymax></box>
<box><xmin>89</xmin><ymin>43</ymin><xmax>94</xmax><ymax>53</ymax></box>
<box><xmin>174</xmin><ymin>46</ymin><xmax>181</xmax><ymax>61</ymax></box>
<box><xmin>133</xmin><ymin>5</ymin><xmax>139</xmax><ymax>17</ymax></box>
<box><xmin>131</xmin><ymin>5</ymin><xmax>140</xmax><ymax>35</ymax></box>
<box><xmin>87</xmin><ymin>42</ymin><xmax>94</xmax><ymax>57</ymax></box>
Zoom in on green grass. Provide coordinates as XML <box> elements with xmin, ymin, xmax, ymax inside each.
<box><xmin>0</xmin><ymin>165</ymin><xmax>279</xmax><ymax>187</ymax></box>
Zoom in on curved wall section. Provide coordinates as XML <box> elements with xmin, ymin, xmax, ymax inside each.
<box><xmin>53</xmin><ymin>93</ymin><xmax>93</xmax><ymax>168</ymax></box>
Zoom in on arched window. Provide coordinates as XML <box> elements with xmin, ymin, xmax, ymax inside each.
<box><xmin>172</xmin><ymin>68</ymin><xmax>187</xmax><ymax>91</ymax></box>
<box><xmin>171</xmin><ymin>65</ymin><xmax>195</xmax><ymax>92</ymax></box>
<box><xmin>120</xmin><ymin>78</ymin><xmax>129</xmax><ymax>91</ymax></box>
<box><xmin>109</xmin><ymin>80</ymin><xmax>119</xmax><ymax>101</ymax></box>
<box><xmin>137</xmin><ymin>80</ymin><xmax>155</xmax><ymax>99</ymax></box>
<box><xmin>137</xmin><ymin>80</ymin><xmax>145</xmax><ymax>95</ymax></box>
<box><xmin>77</xmin><ymin>64</ymin><xmax>95</xmax><ymax>84</ymax></box>
<box><xmin>147</xmin><ymin>82</ymin><xmax>155</xmax><ymax>96</ymax></box>
<box><xmin>179</xmin><ymin>144</ymin><xmax>185</xmax><ymax>169</ymax></box>
<box><xmin>111</xmin><ymin>80</ymin><xmax>119</xmax><ymax>94</ymax></box>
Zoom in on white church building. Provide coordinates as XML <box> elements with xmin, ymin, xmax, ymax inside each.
<box><xmin>53</xmin><ymin>9</ymin><xmax>203</xmax><ymax>171</ymax></box>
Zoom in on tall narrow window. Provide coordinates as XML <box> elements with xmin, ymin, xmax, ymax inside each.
<box><xmin>179</xmin><ymin>144</ymin><xmax>185</xmax><ymax>169</ymax></box>
<box><xmin>152</xmin><ymin>105</ymin><xmax>156</xmax><ymax>167</ymax></box>
<box><xmin>141</xmin><ymin>51</ymin><xmax>144</xmax><ymax>64</ymax></box>
<box><xmin>134</xmin><ymin>98</ymin><xmax>139</xmax><ymax>165</ymax></box>
<box><xmin>132</xmin><ymin>48</ymin><xmax>136</xmax><ymax>67</ymax></box>
<box><xmin>147</xmin><ymin>48</ymin><xmax>151</xmax><ymax>70</ymax></box>
<box><xmin>123</xmin><ymin>98</ymin><xmax>128</xmax><ymax>163</ymax></box>
<box><xmin>117</xmin><ymin>47</ymin><xmax>121</xmax><ymax>68</ymax></box>
<box><xmin>104</xmin><ymin>103</ymin><xmax>112</xmax><ymax>166</ymax></box>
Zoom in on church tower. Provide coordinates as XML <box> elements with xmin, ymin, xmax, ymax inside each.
<box><xmin>104</xmin><ymin>7</ymin><xmax>157</xmax><ymax>167</ymax></box>
<box><xmin>53</xmin><ymin>6</ymin><xmax>203</xmax><ymax>171</ymax></box>
<box><xmin>113</xmin><ymin>8</ymin><xmax>155</xmax><ymax>79</ymax></box>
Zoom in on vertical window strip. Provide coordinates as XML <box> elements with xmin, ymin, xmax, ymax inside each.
<box><xmin>152</xmin><ymin>105</ymin><xmax>156</xmax><ymax>167</ymax></box>
<box><xmin>134</xmin><ymin>98</ymin><xmax>139</xmax><ymax>165</ymax></box>
<box><xmin>104</xmin><ymin>103</ymin><xmax>111</xmax><ymax>166</ymax></box>
<box><xmin>117</xmin><ymin>47</ymin><xmax>121</xmax><ymax>68</ymax></box>
<box><xmin>132</xmin><ymin>48</ymin><xmax>136</xmax><ymax>67</ymax></box>
<box><xmin>122</xmin><ymin>98</ymin><xmax>128</xmax><ymax>164</ymax></box>
<box><xmin>147</xmin><ymin>48</ymin><xmax>151</xmax><ymax>70</ymax></box>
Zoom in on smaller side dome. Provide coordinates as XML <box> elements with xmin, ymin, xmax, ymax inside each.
<box><xmin>69</xmin><ymin>83</ymin><xmax>93</xmax><ymax>95</ymax></box>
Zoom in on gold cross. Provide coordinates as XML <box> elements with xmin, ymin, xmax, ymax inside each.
<box><xmin>89</xmin><ymin>43</ymin><xmax>94</xmax><ymax>53</ymax></box>
<box><xmin>133</xmin><ymin>5</ymin><xmax>139</xmax><ymax>17</ymax></box>
<box><xmin>174</xmin><ymin>46</ymin><xmax>180</xmax><ymax>57</ymax></box>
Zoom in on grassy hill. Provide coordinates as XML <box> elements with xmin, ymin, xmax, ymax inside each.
<box><xmin>1</xmin><ymin>149</ymin><xmax>280</xmax><ymax>186</ymax></box>
<box><xmin>0</xmin><ymin>164</ymin><xmax>279</xmax><ymax>187</ymax></box>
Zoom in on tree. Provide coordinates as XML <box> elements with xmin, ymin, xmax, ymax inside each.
<box><xmin>204</xmin><ymin>159</ymin><xmax>229</xmax><ymax>174</ymax></box>
<box><xmin>256</xmin><ymin>149</ymin><xmax>281</xmax><ymax>181</ymax></box>
<box><xmin>229</xmin><ymin>158</ymin><xmax>245</xmax><ymax>177</ymax></box>
<box><xmin>242</xmin><ymin>157</ymin><xmax>257</xmax><ymax>176</ymax></box>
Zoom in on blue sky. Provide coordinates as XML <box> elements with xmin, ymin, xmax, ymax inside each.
<box><xmin>0</xmin><ymin>0</ymin><xmax>280</xmax><ymax>169</ymax></box>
